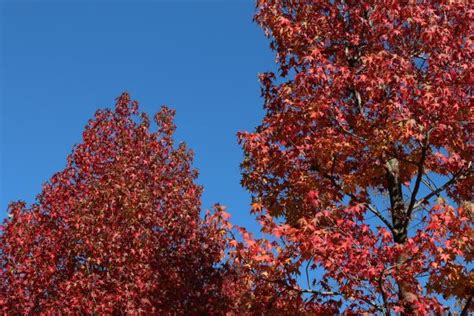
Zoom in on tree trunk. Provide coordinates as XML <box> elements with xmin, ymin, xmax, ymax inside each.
<box><xmin>386</xmin><ymin>158</ymin><xmax>417</xmax><ymax>313</ymax></box>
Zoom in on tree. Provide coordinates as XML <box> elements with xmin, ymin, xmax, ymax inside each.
<box><xmin>2</xmin><ymin>2</ymin><xmax>473</xmax><ymax>315</ymax></box>
<box><xmin>0</xmin><ymin>93</ymin><xmax>238</xmax><ymax>314</ymax></box>
<box><xmin>239</xmin><ymin>1</ymin><xmax>473</xmax><ymax>314</ymax></box>
<box><xmin>1</xmin><ymin>93</ymin><xmax>330</xmax><ymax>314</ymax></box>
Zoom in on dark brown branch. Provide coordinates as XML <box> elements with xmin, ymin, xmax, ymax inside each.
<box><xmin>406</xmin><ymin>135</ymin><xmax>430</xmax><ymax>219</ymax></box>
<box><xmin>461</xmin><ymin>295</ymin><xmax>473</xmax><ymax>316</ymax></box>
<box><xmin>412</xmin><ymin>165</ymin><xmax>470</xmax><ymax>211</ymax></box>
<box><xmin>421</xmin><ymin>178</ymin><xmax>436</xmax><ymax>192</ymax></box>
<box><xmin>385</xmin><ymin>158</ymin><xmax>406</xmax><ymax>242</ymax></box>
<box><xmin>315</xmin><ymin>165</ymin><xmax>394</xmax><ymax>232</ymax></box>
<box><xmin>363</xmin><ymin>201</ymin><xmax>394</xmax><ymax>233</ymax></box>
<box><xmin>377</xmin><ymin>273</ymin><xmax>390</xmax><ymax>316</ymax></box>
<box><xmin>377</xmin><ymin>256</ymin><xmax>420</xmax><ymax>316</ymax></box>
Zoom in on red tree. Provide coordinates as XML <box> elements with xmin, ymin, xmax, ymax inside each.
<box><xmin>239</xmin><ymin>1</ymin><xmax>473</xmax><ymax>314</ymax></box>
<box><xmin>0</xmin><ymin>93</ymin><xmax>242</xmax><ymax>314</ymax></box>
<box><xmin>0</xmin><ymin>93</ymin><xmax>323</xmax><ymax>315</ymax></box>
<box><xmin>2</xmin><ymin>2</ymin><xmax>473</xmax><ymax>315</ymax></box>
<box><xmin>1</xmin><ymin>93</ymin><xmax>328</xmax><ymax>315</ymax></box>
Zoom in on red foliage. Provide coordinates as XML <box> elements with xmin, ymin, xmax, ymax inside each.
<box><xmin>238</xmin><ymin>1</ymin><xmax>473</xmax><ymax>314</ymax></box>
<box><xmin>0</xmin><ymin>94</ymin><xmax>239</xmax><ymax>314</ymax></box>
<box><xmin>2</xmin><ymin>2</ymin><xmax>473</xmax><ymax>315</ymax></box>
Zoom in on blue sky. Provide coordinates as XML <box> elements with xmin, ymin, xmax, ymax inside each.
<box><xmin>0</xmin><ymin>1</ymin><xmax>277</xmax><ymax>232</ymax></box>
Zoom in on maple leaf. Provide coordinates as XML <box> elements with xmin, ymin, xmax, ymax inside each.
<box><xmin>251</xmin><ymin>201</ymin><xmax>264</xmax><ymax>213</ymax></box>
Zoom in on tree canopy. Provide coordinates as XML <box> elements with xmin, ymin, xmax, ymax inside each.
<box><xmin>239</xmin><ymin>1</ymin><xmax>473</xmax><ymax>314</ymax></box>
<box><xmin>1</xmin><ymin>1</ymin><xmax>473</xmax><ymax>315</ymax></box>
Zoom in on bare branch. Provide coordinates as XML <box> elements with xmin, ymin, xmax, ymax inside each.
<box><xmin>406</xmin><ymin>134</ymin><xmax>430</xmax><ymax>218</ymax></box>
<box><xmin>364</xmin><ymin>203</ymin><xmax>394</xmax><ymax>232</ymax></box>
<box><xmin>412</xmin><ymin>165</ymin><xmax>470</xmax><ymax>211</ymax></box>
<box><xmin>298</xmin><ymin>288</ymin><xmax>340</xmax><ymax>296</ymax></box>
<box><xmin>421</xmin><ymin>177</ymin><xmax>437</xmax><ymax>192</ymax></box>
<box><xmin>305</xmin><ymin>259</ymin><xmax>312</xmax><ymax>290</ymax></box>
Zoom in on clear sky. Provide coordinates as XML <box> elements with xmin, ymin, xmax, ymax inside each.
<box><xmin>0</xmin><ymin>1</ymin><xmax>277</xmax><ymax>233</ymax></box>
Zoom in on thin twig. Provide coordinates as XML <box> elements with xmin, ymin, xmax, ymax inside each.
<box><xmin>316</xmin><ymin>166</ymin><xmax>394</xmax><ymax>232</ymax></box>
<box><xmin>412</xmin><ymin>165</ymin><xmax>470</xmax><ymax>211</ymax></box>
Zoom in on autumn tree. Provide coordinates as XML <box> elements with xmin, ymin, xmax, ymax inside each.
<box><xmin>0</xmin><ymin>93</ymin><xmax>245</xmax><ymax>314</ymax></box>
<box><xmin>2</xmin><ymin>2</ymin><xmax>473</xmax><ymax>315</ymax></box>
<box><xmin>239</xmin><ymin>1</ymin><xmax>473</xmax><ymax>314</ymax></box>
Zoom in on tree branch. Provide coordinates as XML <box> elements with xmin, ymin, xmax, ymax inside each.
<box><xmin>412</xmin><ymin>165</ymin><xmax>470</xmax><ymax>211</ymax></box>
<box><xmin>377</xmin><ymin>273</ymin><xmax>390</xmax><ymax>316</ymax></box>
<box><xmin>461</xmin><ymin>295</ymin><xmax>473</xmax><ymax>316</ymax></box>
<box><xmin>305</xmin><ymin>259</ymin><xmax>312</xmax><ymax>290</ymax></box>
<box><xmin>315</xmin><ymin>165</ymin><xmax>394</xmax><ymax>232</ymax></box>
<box><xmin>421</xmin><ymin>177</ymin><xmax>437</xmax><ymax>192</ymax></box>
<box><xmin>298</xmin><ymin>288</ymin><xmax>340</xmax><ymax>296</ymax></box>
<box><xmin>406</xmin><ymin>135</ymin><xmax>430</xmax><ymax>219</ymax></box>
<box><xmin>385</xmin><ymin>158</ymin><xmax>407</xmax><ymax>242</ymax></box>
